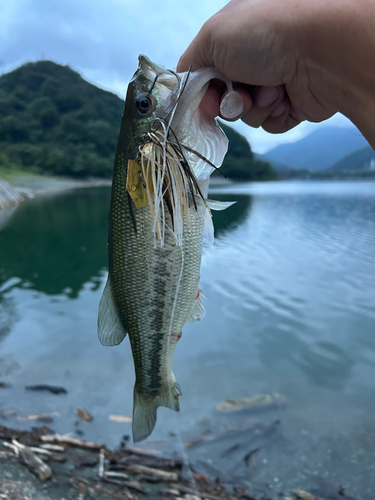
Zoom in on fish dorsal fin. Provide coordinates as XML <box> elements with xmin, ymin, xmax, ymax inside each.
<box><xmin>186</xmin><ymin>291</ymin><xmax>206</xmax><ymax>323</ymax></box>
<box><xmin>98</xmin><ymin>276</ymin><xmax>127</xmax><ymax>346</ymax></box>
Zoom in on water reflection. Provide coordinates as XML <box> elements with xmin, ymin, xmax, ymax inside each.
<box><xmin>0</xmin><ymin>189</ymin><xmax>253</xmax><ymax>298</ymax></box>
<box><xmin>0</xmin><ymin>294</ymin><xmax>17</xmax><ymax>343</ymax></box>
<box><xmin>0</xmin><ymin>188</ymin><xmax>110</xmax><ymax>298</ymax></box>
<box><xmin>0</xmin><ymin>205</ymin><xmax>17</xmax><ymax>232</ymax></box>
<box><xmin>257</xmin><ymin>325</ymin><xmax>355</xmax><ymax>391</ymax></box>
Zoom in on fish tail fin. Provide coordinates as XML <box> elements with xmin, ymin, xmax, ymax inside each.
<box><xmin>132</xmin><ymin>374</ymin><xmax>181</xmax><ymax>443</ymax></box>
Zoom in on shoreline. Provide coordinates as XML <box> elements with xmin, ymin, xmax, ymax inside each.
<box><xmin>0</xmin><ymin>173</ymin><xmax>112</xmax><ymax>209</ymax></box>
<box><xmin>0</xmin><ymin>170</ymin><xmax>235</xmax><ymax>210</ymax></box>
<box><xmin>6</xmin><ymin>174</ymin><xmax>112</xmax><ymax>195</ymax></box>
<box><xmin>0</xmin><ymin>421</ymin><xmax>332</xmax><ymax>500</ymax></box>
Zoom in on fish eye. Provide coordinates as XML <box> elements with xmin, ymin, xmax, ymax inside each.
<box><xmin>136</xmin><ymin>94</ymin><xmax>153</xmax><ymax>115</ymax></box>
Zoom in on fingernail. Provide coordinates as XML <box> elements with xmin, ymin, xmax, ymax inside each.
<box><xmin>220</xmin><ymin>91</ymin><xmax>244</xmax><ymax>120</ymax></box>
<box><xmin>270</xmin><ymin>102</ymin><xmax>285</xmax><ymax>117</ymax></box>
<box><xmin>256</xmin><ymin>86</ymin><xmax>279</xmax><ymax>107</ymax></box>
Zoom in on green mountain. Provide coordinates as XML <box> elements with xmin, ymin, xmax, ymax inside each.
<box><xmin>262</xmin><ymin>126</ymin><xmax>369</xmax><ymax>172</ymax></box>
<box><xmin>329</xmin><ymin>145</ymin><xmax>375</xmax><ymax>172</ymax></box>
<box><xmin>0</xmin><ymin>60</ymin><xmax>275</xmax><ymax>182</ymax></box>
<box><xmin>0</xmin><ymin>61</ymin><xmax>123</xmax><ymax>177</ymax></box>
<box><xmin>219</xmin><ymin>122</ymin><xmax>277</xmax><ymax>181</ymax></box>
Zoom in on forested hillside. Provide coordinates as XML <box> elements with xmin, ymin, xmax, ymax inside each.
<box><xmin>0</xmin><ymin>61</ymin><xmax>122</xmax><ymax>177</ymax></box>
<box><xmin>219</xmin><ymin>122</ymin><xmax>278</xmax><ymax>181</ymax></box>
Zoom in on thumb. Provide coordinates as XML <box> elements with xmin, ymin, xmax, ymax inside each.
<box><xmin>177</xmin><ymin>24</ymin><xmax>214</xmax><ymax>72</ymax></box>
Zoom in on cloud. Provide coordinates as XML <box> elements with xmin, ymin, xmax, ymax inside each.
<box><xmin>0</xmin><ymin>0</ymin><xmax>226</xmax><ymax>94</ymax></box>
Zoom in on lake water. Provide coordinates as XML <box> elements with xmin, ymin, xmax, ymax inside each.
<box><xmin>0</xmin><ymin>181</ymin><xmax>374</xmax><ymax>499</ymax></box>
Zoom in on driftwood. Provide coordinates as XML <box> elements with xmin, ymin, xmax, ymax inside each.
<box><xmin>98</xmin><ymin>448</ymin><xmax>105</xmax><ymax>477</ymax></box>
<box><xmin>125</xmin><ymin>464</ymin><xmax>178</xmax><ymax>482</ymax></box>
<box><xmin>17</xmin><ymin>412</ymin><xmax>60</xmax><ymax>422</ymax></box>
<box><xmin>20</xmin><ymin>447</ymin><xmax>53</xmax><ymax>481</ymax></box>
<box><xmin>124</xmin><ymin>455</ymin><xmax>182</xmax><ymax>470</ymax></box>
<box><xmin>40</xmin><ymin>433</ymin><xmax>105</xmax><ymax>449</ymax></box>
<box><xmin>40</xmin><ymin>443</ymin><xmax>65</xmax><ymax>452</ymax></box>
<box><xmin>122</xmin><ymin>444</ymin><xmax>161</xmax><ymax>456</ymax></box>
<box><xmin>105</xmin><ymin>471</ymin><xmax>129</xmax><ymax>480</ymax></box>
<box><xmin>175</xmin><ymin>484</ymin><xmax>238</xmax><ymax>500</ymax></box>
<box><xmin>90</xmin><ymin>482</ymin><xmax>137</xmax><ymax>499</ymax></box>
<box><xmin>292</xmin><ymin>490</ymin><xmax>327</xmax><ymax>500</ymax></box>
<box><xmin>0</xmin><ymin>424</ymin><xmax>53</xmax><ymax>443</ymax></box>
<box><xmin>109</xmin><ymin>414</ymin><xmax>132</xmax><ymax>423</ymax></box>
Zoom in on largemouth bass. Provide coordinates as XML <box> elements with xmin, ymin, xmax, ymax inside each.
<box><xmin>98</xmin><ymin>55</ymin><xmax>242</xmax><ymax>442</ymax></box>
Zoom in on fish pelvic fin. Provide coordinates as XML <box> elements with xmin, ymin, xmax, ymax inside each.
<box><xmin>97</xmin><ymin>275</ymin><xmax>128</xmax><ymax>346</ymax></box>
<box><xmin>132</xmin><ymin>374</ymin><xmax>181</xmax><ymax>443</ymax></box>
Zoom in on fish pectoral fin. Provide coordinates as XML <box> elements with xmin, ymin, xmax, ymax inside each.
<box><xmin>203</xmin><ymin>199</ymin><xmax>236</xmax><ymax>246</ymax></box>
<box><xmin>185</xmin><ymin>291</ymin><xmax>206</xmax><ymax>323</ymax></box>
<box><xmin>132</xmin><ymin>374</ymin><xmax>180</xmax><ymax>443</ymax></box>
<box><xmin>206</xmin><ymin>199</ymin><xmax>236</xmax><ymax>211</ymax></box>
<box><xmin>97</xmin><ymin>276</ymin><xmax>127</xmax><ymax>346</ymax></box>
<box><xmin>203</xmin><ymin>208</ymin><xmax>214</xmax><ymax>246</ymax></box>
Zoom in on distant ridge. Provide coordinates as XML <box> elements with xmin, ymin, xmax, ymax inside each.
<box><xmin>329</xmin><ymin>145</ymin><xmax>375</xmax><ymax>172</ymax></box>
<box><xmin>262</xmin><ymin>126</ymin><xmax>369</xmax><ymax>172</ymax></box>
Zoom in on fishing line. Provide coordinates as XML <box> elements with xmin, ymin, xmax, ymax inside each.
<box><xmin>167</xmin><ymin>236</ymin><xmax>184</xmax><ymax>339</ymax></box>
<box><xmin>147</xmin><ymin>73</ymin><xmax>161</xmax><ymax>97</ymax></box>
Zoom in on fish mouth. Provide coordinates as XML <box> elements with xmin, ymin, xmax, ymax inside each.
<box><xmin>138</xmin><ymin>54</ymin><xmax>177</xmax><ymax>90</ymax></box>
<box><xmin>138</xmin><ymin>54</ymin><xmax>165</xmax><ymax>76</ymax></box>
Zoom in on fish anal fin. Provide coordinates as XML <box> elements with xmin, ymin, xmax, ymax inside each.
<box><xmin>186</xmin><ymin>289</ymin><xmax>206</xmax><ymax>323</ymax></box>
<box><xmin>98</xmin><ymin>276</ymin><xmax>127</xmax><ymax>346</ymax></box>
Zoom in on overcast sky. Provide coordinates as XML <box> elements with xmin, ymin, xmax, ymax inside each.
<box><xmin>0</xmin><ymin>0</ymin><xmax>356</xmax><ymax>153</ymax></box>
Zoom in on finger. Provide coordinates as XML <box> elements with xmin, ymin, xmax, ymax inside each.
<box><xmin>199</xmin><ymin>80</ymin><xmax>225</xmax><ymax>118</ymax></box>
<box><xmin>199</xmin><ymin>83</ymin><xmax>253</xmax><ymax>121</ymax></box>
<box><xmin>260</xmin><ymin>97</ymin><xmax>302</xmax><ymax>134</ymax></box>
<box><xmin>241</xmin><ymin>85</ymin><xmax>285</xmax><ymax>128</ymax></box>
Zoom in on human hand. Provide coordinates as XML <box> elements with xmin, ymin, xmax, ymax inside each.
<box><xmin>177</xmin><ymin>0</ymin><xmax>375</xmax><ymax>144</ymax></box>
